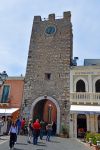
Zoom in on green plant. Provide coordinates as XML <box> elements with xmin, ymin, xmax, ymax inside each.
<box><xmin>85</xmin><ymin>132</ymin><xmax>100</xmax><ymax>145</ymax></box>
<box><xmin>85</xmin><ymin>132</ymin><xmax>94</xmax><ymax>142</ymax></box>
<box><xmin>61</xmin><ymin>123</ymin><xmax>69</xmax><ymax>135</ymax></box>
<box><xmin>94</xmin><ymin>133</ymin><xmax>100</xmax><ymax>145</ymax></box>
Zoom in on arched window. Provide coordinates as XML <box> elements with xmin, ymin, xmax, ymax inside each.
<box><xmin>95</xmin><ymin>79</ymin><xmax>100</xmax><ymax>92</ymax></box>
<box><xmin>76</xmin><ymin>80</ymin><xmax>85</xmax><ymax>92</ymax></box>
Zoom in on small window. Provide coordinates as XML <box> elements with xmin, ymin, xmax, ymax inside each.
<box><xmin>45</xmin><ymin>73</ymin><xmax>51</xmax><ymax>80</ymax></box>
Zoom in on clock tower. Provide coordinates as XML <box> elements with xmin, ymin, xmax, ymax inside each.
<box><xmin>23</xmin><ymin>11</ymin><xmax>73</xmax><ymax>135</ymax></box>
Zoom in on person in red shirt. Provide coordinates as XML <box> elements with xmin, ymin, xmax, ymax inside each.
<box><xmin>21</xmin><ymin>118</ymin><xmax>26</xmax><ymax>135</ymax></box>
<box><xmin>32</xmin><ymin>119</ymin><xmax>40</xmax><ymax>145</ymax></box>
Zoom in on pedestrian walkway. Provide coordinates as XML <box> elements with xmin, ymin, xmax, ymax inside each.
<box><xmin>0</xmin><ymin>135</ymin><xmax>91</xmax><ymax>150</ymax></box>
<box><xmin>0</xmin><ymin>135</ymin><xmax>9</xmax><ymax>145</ymax></box>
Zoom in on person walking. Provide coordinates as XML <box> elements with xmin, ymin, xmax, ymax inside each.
<box><xmin>6</xmin><ymin>117</ymin><xmax>12</xmax><ymax>135</ymax></box>
<box><xmin>9</xmin><ymin>122</ymin><xmax>17</xmax><ymax>150</ymax></box>
<box><xmin>52</xmin><ymin>121</ymin><xmax>57</xmax><ymax>136</ymax></box>
<box><xmin>21</xmin><ymin>118</ymin><xmax>26</xmax><ymax>135</ymax></box>
<box><xmin>32</xmin><ymin>119</ymin><xmax>40</xmax><ymax>145</ymax></box>
<box><xmin>16</xmin><ymin>117</ymin><xmax>21</xmax><ymax>135</ymax></box>
<box><xmin>27</xmin><ymin>119</ymin><xmax>33</xmax><ymax>143</ymax></box>
<box><xmin>40</xmin><ymin>120</ymin><xmax>45</xmax><ymax>140</ymax></box>
<box><xmin>46</xmin><ymin>123</ymin><xmax>52</xmax><ymax>141</ymax></box>
<box><xmin>0</xmin><ymin>117</ymin><xmax>4</xmax><ymax>137</ymax></box>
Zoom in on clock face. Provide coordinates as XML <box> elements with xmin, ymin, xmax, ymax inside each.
<box><xmin>45</xmin><ymin>26</ymin><xmax>56</xmax><ymax>35</ymax></box>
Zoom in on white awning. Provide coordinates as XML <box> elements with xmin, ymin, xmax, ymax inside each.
<box><xmin>0</xmin><ymin>108</ymin><xmax>19</xmax><ymax>116</ymax></box>
<box><xmin>70</xmin><ymin>105</ymin><xmax>100</xmax><ymax>114</ymax></box>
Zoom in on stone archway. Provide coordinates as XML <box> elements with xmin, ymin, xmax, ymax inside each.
<box><xmin>30</xmin><ymin>96</ymin><xmax>60</xmax><ymax>134</ymax></box>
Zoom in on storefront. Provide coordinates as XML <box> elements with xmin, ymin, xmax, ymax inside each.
<box><xmin>0</xmin><ymin>108</ymin><xmax>19</xmax><ymax>135</ymax></box>
<box><xmin>70</xmin><ymin>105</ymin><xmax>100</xmax><ymax>138</ymax></box>
<box><xmin>0</xmin><ymin>108</ymin><xmax>19</xmax><ymax>116</ymax></box>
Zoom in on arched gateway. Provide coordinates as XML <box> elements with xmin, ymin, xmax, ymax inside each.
<box><xmin>30</xmin><ymin>96</ymin><xmax>60</xmax><ymax>134</ymax></box>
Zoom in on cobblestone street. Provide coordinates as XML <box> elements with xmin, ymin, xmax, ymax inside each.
<box><xmin>0</xmin><ymin>135</ymin><xmax>91</xmax><ymax>150</ymax></box>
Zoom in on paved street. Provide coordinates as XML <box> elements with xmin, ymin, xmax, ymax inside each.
<box><xmin>0</xmin><ymin>135</ymin><xmax>91</xmax><ymax>150</ymax></box>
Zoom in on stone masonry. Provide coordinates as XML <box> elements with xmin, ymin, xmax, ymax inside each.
<box><xmin>23</xmin><ymin>11</ymin><xmax>73</xmax><ymax>133</ymax></box>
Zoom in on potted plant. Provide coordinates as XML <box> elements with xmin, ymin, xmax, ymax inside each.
<box><xmin>85</xmin><ymin>132</ymin><xmax>100</xmax><ymax>150</ymax></box>
<box><xmin>60</xmin><ymin>123</ymin><xmax>69</xmax><ymax>138</ymax></box>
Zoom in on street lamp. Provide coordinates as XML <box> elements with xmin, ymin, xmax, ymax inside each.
<box><xmin>0</xmin><ymin>71</ymin><xmax>8</xmax><ymax>86</ymax></box>
<box><xmin>48</xmin><ymin>104</ymin><xmax>52</xmax><ymax>123</ymax></box>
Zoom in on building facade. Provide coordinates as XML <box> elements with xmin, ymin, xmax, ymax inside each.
<box><xmin>22</xmin><ymin>11</ymin><xmax>73</xmax><ymax>134</ymax></box>
<box><xmin>70</xmin><ymin>65</ymin><xmax>100</xmax><ymax>138</ymax></box>
<box><xmin>0</xmin><ymin>76</ymin><xmax>24</xmax><ymax>120</ymax></box>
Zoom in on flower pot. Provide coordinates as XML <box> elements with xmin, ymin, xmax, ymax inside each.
<box><xmin>60</xmin><ymin>133</ymin><xmax>68</xmax><ymax>138</ymax></box>
<box><xmin>92</xmin><ymin>144</ymin><xmax>98</xmax><ymax>150</ymax></box>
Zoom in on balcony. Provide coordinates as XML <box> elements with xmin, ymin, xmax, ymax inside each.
<box><xmin>0</xmin><ymin>97</ymin><xmax>10</xmax><ymax>107</ymax></box>
<box><xmin>70</xmin><ymin>92</ymin><xmax>100</xmax><ymax>104</ymax></box>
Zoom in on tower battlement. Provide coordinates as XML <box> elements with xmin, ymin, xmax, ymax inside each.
<box><xmin>34</xmin><ymin>11</ymin><xmax>71</xmax><ymax>22</ymax></box>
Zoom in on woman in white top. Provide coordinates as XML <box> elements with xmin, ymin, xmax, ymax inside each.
<box><xmin>9</xmin><ymin>122</ymin><xmax>17</xmax><ymax>150</ymax></box>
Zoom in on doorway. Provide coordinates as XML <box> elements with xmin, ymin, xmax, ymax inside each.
<box><xmin>33</xmin><ymin>99</ymin><xmax>57</xmax><ymax>123</ymax></box>
<box><xmin>31</xmin><ymin>96</ymin><xmax>60</xmax><ymax>134</ymax></box>
<box><xmin>98</xmin><ymin>115</ymin><xmax>100</xmax><ymax>133</ymax></box>
<box><xmin>77</xmin><ymin>114</ymin><xmax>87</xmax><ymax>138</ymax></box>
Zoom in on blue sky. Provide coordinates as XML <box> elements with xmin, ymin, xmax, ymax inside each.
<box><xmin>0</xmin><ymin>0</ymin><xmax>100</xmax><ymax>76</ymax></box>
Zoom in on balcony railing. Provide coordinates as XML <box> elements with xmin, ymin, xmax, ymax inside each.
<box><xmin>70</xmin><ymin>92</ymin><xmax>100</xmax><ymax>104</ymax></box>
<box><xmin>0</xmin><ymin>96</ymin><xmax>10</xmax><ymax>106</ymax></box>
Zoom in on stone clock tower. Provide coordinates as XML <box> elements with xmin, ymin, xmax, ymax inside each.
<box><xmin>23</xmin><ymin>11</ymin><xmax>73</xmax><ymax>134</ymax></box>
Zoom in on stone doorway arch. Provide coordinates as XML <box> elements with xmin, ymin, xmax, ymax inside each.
<box><xmin>30</xmin><ymin>96</ymin><xmax>60</xmax><ymax>134</ymax></box>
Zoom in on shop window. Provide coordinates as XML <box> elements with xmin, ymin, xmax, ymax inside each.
<box><xmin>76</xmin><ymin>80</ymin><xmax>85</xmax><ymax>92</ymax></box>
